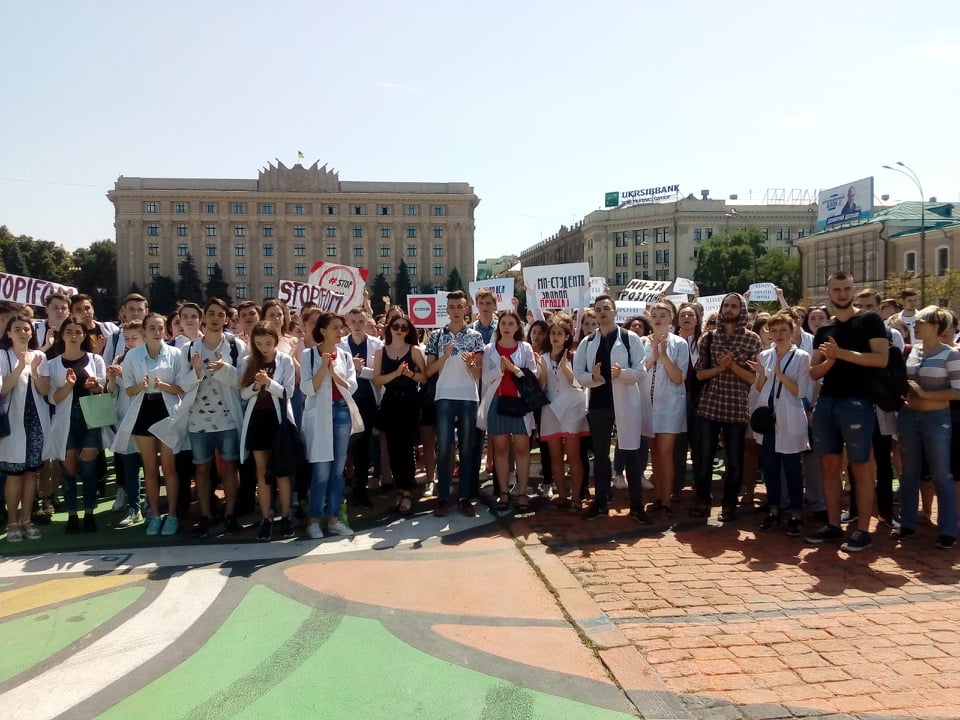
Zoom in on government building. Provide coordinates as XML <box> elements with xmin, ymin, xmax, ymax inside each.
<box><xmin>108</xmin><ymin>161</ymin><xmax>480</xmax><ymax>302</ymax></box>
<box><xmin>519</xmin><ymin>194</ymin><xmax>818</xmax><ymax>293</ymax></box>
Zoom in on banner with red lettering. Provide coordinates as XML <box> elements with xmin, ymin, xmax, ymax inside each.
<box><xmin>0</xmin><ymin>271</ymin><xmax>77</xmax><ymax>307</ymax></box>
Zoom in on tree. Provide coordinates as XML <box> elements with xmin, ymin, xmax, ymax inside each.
<box><xmin>419</xmin><ymin>282</ymin><xmax>436</xmax><ymax>295</ymax></box>
<box><xmin>71</xmin><ymin>240</ymin><xmax>118</xmax><ymax>319</ymax></box>
<box><xmin>177</xmin><ymin>254</ymin><xmax>204</xmax><ymax>304</ymax></box>
<box><xmin>205</xmin><ymin>263</ymin><xmax>232</xmax><ymax>305</ymax></box>
<box><xmin>129</xmin><ymin>282</ymin><xmax>144</xmax><ymax>295</ymax></box>
<box><xmin>22</xmin><ymin>239</ymin><xmax>73</xmax><ymax>283</ymax></box>
<box><xmin>755</xmin><ymin>250</ymin><xmax>802</xmax><ymax>304</ymax></box>
<box><xmin>694</xmin><ymin>228</ymin><xmax>769</xmax><ymax>296</ymax></box>
<box><xmin>370</xmin><ymin>273</ymin><xmax>391</xmax><ymax>316</ymax></box>
<box><xmin>445</xmin><ymin>267</ymin><xmax>464</xmax><ymax>292</ymax></box>
<box><xmin>393</xmin><ymin>260</ymin><xmax>413</xmax><ymax>311</ymax></box>
<box><xmin>3</xmin><ymin>242</ymin><xmax>27</xmax><ymax>276</ymax></box>
<box><xmin>148</xmin><ymin>275</ymin><xmax>178</xmax><ymax>315</ymax></box>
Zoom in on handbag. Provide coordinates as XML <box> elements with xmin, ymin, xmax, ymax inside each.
<box><xmin>80</xmin><ymin>392</ymin><xmax>118</xmax><ymax>429</ymax></box>
<box><xmin>512</xmin><ymin>367</ymin><xmax>550</xmax><ymax>412</ymax></box>
<box><xmin>271</xmin><ymin>390</ymin><xmax>305</xmax><ymax>478</ymax></box>
<box><xmin>749</xmin><ymin>351</ymin><xmax>795</xmax><ymax>435</ymax></box>
<box><xmin>0</xmin><ymin>351</ymin><xmax>13</xmax><ymax>438</ymax></box>
<box><xmin>496</xmin><ymin>395</ymin><xmax>530</xmax><ymax>417</ymax></box>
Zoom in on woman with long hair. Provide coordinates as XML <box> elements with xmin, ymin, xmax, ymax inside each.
<box><xmin>300</xmin><ymin>313</ymin><xmax>363</xmax><ymax>538</ymax></box>
<box><xmin>672</xmin><ymin>302</ymin><xmax>702</xmax><ymax>498</ymax></box>
<box><xmin>1</xmin><ymin>316</ymin><xmax>50</xmax><ymax>541</ymax></box>
<box><xmin>38</xmin><ymin>318</ymin><xmax>107</xmax><ymax>533</ymax></box>
<box><xmin>239</xmin><ymin>321</ymin><xmax>297</xmax><ymax>541</ymax></box>
<box><xmin>113</xmin><ymin>312</ymin><xmax>184</xmax><ymax>535</ymax></box>
<box><xmin>262</xmin><ymin>299</ymin><xmax>300</xmax><ymax>357</ymax></box>
<box><xmin>373</xmin><ymin>313</ymin><xmax>427</xmax><ymax>516</ymax></box>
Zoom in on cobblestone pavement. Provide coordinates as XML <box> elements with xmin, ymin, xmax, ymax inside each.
<box><xmin>517</xmin><ymin>494</ymin><xmax>960</xmax><ymax>720</ymax></box>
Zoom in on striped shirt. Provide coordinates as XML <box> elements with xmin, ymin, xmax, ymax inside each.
<box><xmin>906</xmin><ymin>344</ymin><xmax>960</xmax><ymax>394</ymax></box>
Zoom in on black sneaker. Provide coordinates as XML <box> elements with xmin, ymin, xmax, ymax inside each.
<box><xmin>805</xmin><ymin>524</ymin><xmax>844</xmax><ymax>544</ymax></box>
<box><xmin>224</xmin><ymin>515</ymin><xmax>242</xmax><ymax>534</ymax></box>
<box><xmin>759</xmin><ymin>513</ymin><xmax>781</xmax><ymax>532</ymax></box>
<box><xmin>718</xmin><ymin>506</ymin><xmax>736</xmax><ymax>523</ymax></box>
<box><xmin>582</xmin><ymin>502</ymin><xmax>608</xmax><ymax>520</ymax></box>
<box><xmin>840</xmin><ymin>509</ymin><xmax>858</xmax><ymax>524</ymax></box>
<box><xmin>935</xmin><ymin>535</ymin><xmax>956</xmax><ymax>550</ymax></box>
<box><xmin>785</xmin><ymin>515</ymin><xmax>803</xmax><ymax>537</ymax></box>
<box><xmin>891</xmin><ymin>526</ymin><xmax>916</xmax><ymax>541</ymax></box>
<box><xmin>83</xmin><ymin>514</ymin><xmax>97</xmax><ymax>533</ymax></box>
<box><xmin>841</xmin><ymin>529</ymin><xmax>873</xmax><ymax>552</ymax></box>
<box><xmin>192</xmin><ymin>516</ymin><xmax>210</xmax><ymax>538</ymax></box>
<box><xmin>257</xmin><ymin>518</ymin><xmax>273</xmax><ymax>542</ymax></box>
<box><xmin>280</xmin><ymin>517</ymin><xmax>295</xmax><ymax>539</ymax></box>
<box><xmin>66</xmin><ymin>514</ymin><xmax>81</xmax><ymax>534</ymax></box>
<box><xmin>629</xmin><ymin>506</ymin><xmax>653</xmax><ymax>525</ymax></box>
<box><xmin>813</xmin><ymin>509</ymin><xmax>829</xmax><ymax>523</ymax></box>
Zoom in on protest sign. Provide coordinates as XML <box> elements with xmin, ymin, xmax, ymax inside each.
<box><xmin>522</xmin><ymin>262</ymin><xmax>591</xmax><ymax>319</ymax></box>
<box><xmin>278</xmin><ymin>279</ymin><xmax>347</xmax><ymax>312</ymax></box>
<box><xmin>672</xmin><ymin>276</ymin><xmax>696</xmax><ymax>295</ymax></box>
<box><xmin>407</xmin><ymin>292</ymin><xmax>450</xmax><ymax>328</ymax></box>
<box><xmin>469</xmin><ymin>278</ymin><xmax>514</xmax><ymax>312</ymax></box>
<box><xmin>618</xmin><ymin>279</ymin><xmax>671</xmax><ymax>304</ymax></box>
<box><xmin>0</xmin><ymin>271</ymin><xmax>77</xmax><ymax>307</ymax></box>
<box><xmin>615</xmin><ymin>301</ymin><xmax>647</xmax><ymax>324</ymax></box>
<box><xmin>589</xmin><ymin>277</ymin><xmax>607</xmax><ymax>302</ymax></box>
<box><xmin>306</xmin><ymin>262</ymin><xmax>368</xmax><ymax>311</ymax></box>
<box><xmin>663</xmin><ymin>294</ymin><xmax>688</xmax><ymax>308</ymax></box>
<box><xmin>696</xmin><ymin>294</ymin><xmax>725</xmax><ymax>326</ymax></box>
<box><xmin>748</xmin><ymin>283</ymin><xmax>778</xmax><ymax>302</ymax></box>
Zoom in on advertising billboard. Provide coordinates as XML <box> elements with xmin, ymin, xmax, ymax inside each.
<box><xmin>817</xmin><ymin>177</ymin><xmax>873</xmax><ymax>230</ymax></box>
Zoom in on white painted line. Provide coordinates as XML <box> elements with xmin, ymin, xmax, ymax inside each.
<box><xmin>0</xmin><ymin>567</ymin><xmax>229</xmax><ymax>719</ymax></box>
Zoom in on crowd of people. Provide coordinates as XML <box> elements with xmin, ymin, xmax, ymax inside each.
<box><xmin>1</xmin><ymin>271</ymin><xmax>958</xmax><ymax>553</ymax></box>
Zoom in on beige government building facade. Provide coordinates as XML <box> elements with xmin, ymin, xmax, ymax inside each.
<box><xmin>108</xmin><ymin>161</ymin><xmax>479</xmax><ymax>302</ymax></box>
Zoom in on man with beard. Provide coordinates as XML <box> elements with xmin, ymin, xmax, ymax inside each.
<box><xmin>806</xmin><ymin>271</ymin><xmax>889</xmax><ymax>552</ymax></box>
<box><xmin>690</xmin><ymin>292</ymin><xmax>761</xmax><ymax>522</ymax></box>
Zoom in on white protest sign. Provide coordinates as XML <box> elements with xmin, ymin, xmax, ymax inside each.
<box><xmin>469</xmin><ymin>278</ymin><xmax>514</xmax><ymax>312</ymax></box>
<box><xmin>663</xmin><ymin>294</ymin><xmax>688</xmax><ymax>308</ymax></box>
<box><xmin>618</xmin><ymin>279</ymin><xmax>671</xmax><ymax>304</ymax></box>
<box><xmin>589</xmin><ymin>277</ymin><xmax>607</xmax><ymax>302</ymax></box>
<box><xmin>407</xmin><ymin>292</ymin><xmax>449</xmax><ymax>328</ymax></box>
<box><xmin>672</xmin><ymin>277</ymin><xmax>696</xmax><ymax>295</ymax></box>
<box><xmin>278</xmin><ymin>279</ymin><xmax>347</xmax><ymax>312</ymax></box>
<box><xmin>748</xmin><ymin>283</ymin><xmax>778</xmax><ymax>302</ymax></box>
<box><xmin>0</xmin><ymin>271</ymin><xmax>77</xmax><ymax>307</ymax></box>
<box><xmin>522</xmin><ymin>262</ymin><xmax>591</xmax><ymax>320</ymax></box>
<box><xmin>615</xmin><ymin>301</ymin><xmax>647</xmax><ymax>324</ymax></box>
<box><xmin>696</xmin><ymin>294</ymin><xmax>725</xmax><ymax>325</ymax></box>
<box><xmin>306</xmin><ymin>262</ymin><xmax>368</xmax><ymax>311</ymax></box>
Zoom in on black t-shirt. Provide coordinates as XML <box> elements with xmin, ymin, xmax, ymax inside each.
<box><xmin>813</xmin><ymin>310</ymin><xmax>887</xmax><ymax>398</ymax></box>
<box><xmin>588</xmin><ymin>329</ymin><xmax>618</xmax><ymax>410</ymax></box>
<box><xmin>62</xmin><ymin>355</ymin><xmax>92</xmax><ymax>407</ymax></box>
<box><xmin>347</xmin><ymin>336</ymin><xmax>375</xmax><ymax>400</ymax></box>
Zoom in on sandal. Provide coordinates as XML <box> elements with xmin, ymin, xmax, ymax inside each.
<box><xmin>6</xmin><ymin>523</ymin><xmax>23</xmax><ymax>542</ymax></box>
<box><xmin>688</xmin><ymin>503</ymin><xmax>709</xmax><ymax>518</ymax></box>
<box><xmin>516</xmin><ymin>496</ymin><xmax>530</xmax><ymax>514</ymax></box>
<box><xmin>495</xmin><ymin>493</ymin><xmax>510</xmax><ymax>511</ymax></box>
<box><xmin>21</xmin><ymin>522</ymin><xmax>42</xmax><ymax>540</ymax></box>
<box><xmin>398</xmin><ymin>493</ymin><xmax>414</xmax><ymax>517</ymax></box>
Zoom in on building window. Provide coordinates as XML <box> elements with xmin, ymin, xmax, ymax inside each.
<box><xmin>326</xmin><ymin>244</ymin><xmax>337</xmax><ymax>257</ymax></box>
<box><xmin>379</xmin><ymin>245</ymin><xmax>391</xmax><ymax>257</ymax></box>
<box><xmin>148</xmin><ymin>243</ymin><xmax>160</xmax><ymax>255</ymax></box>
<box><xmin>234</xmin><ymin>225</ymin><xmax>246</xmax><ymax>237</ymax></box>
<box><xmin>145</xmin><ymin>202</ymin><xmax>158</xmax><ymax>214</ymax></box>
<box><xmin>407</xmin><ymin>244</ymin><xmax>417</xmax><ymax>257</ymax></box>
<box><xmin>206</xmin><ymin>244</ymin><xmax>217</xmax><ymax>257</ymax></box>
<box><xmin>379</xmin><ymin>205</ymin><xmax>391</xmax><ymax>216</ymax></box>
<box><xmin>352</xmin><ymin>204</ymin><xmax>364</xmax><ymax>216</ymax></box>
<box><xmin>293</xmin><ymin>225</ymin><xmax>306</xmax><ymax>238</ymax></box>
<box><xmin>379</xmin><ymin>226</ymin><xmax>390</xmax><ymax>238</ymax></box>
<box><xmin>407</xmin><ymin>263</ymin><xmax>417</xmax><ymax>275</ymax></box>
<box><xmin>634</xmin><ymin>229</ymin><xmax>648</xmax><ymax>245</ymax></box>
<box><xmin>635</xmin><ymin>251</ymin><xmax>648</xmax><ymax>265</ymax></box>
<box><xmin>937</xmin><ymin>247</ymin><xmax>949</xmax><ymax>276</ymax></box>
<box><xmin>230</xmin><ymin>202</ymin><xmax>246</xmax><ymax>214</ymax></box>
<box><xmin>235</xmin><ymin>284</ymin><xmax>248</xmax><ymax>299</ymax></box>
<box><xmin>294</xmin><ymin>263</ymin><xmax>307</xmax><ymax>276</ymax></box>
<box><xmin>260</xmin><ymin>203</ymin><xmax>274</xmax><ymax>215</ymax></box>
<box><xmin>433</xmin><ymin>264</ymin><xmax>444</xmax><ymax>276</ymax></box>
<box><xmin>149</xmin><ymin>264</ymin><xmax>159</xmax><ymax>277</ymax></box>
<box><xmin>432</xmin><ymin>205</ymin><xmax>446</xmax><ymax>217</ymax></box>
<box><xmin>235</xmin><ymin>263</ymin><xmax>246</xmax><ymax>276</ymax></box>
<box><xmin>294</xmin><ymin>243</ymin><xmax>306</xmax><ymax>256</ymax></box>
<box><xmin>655</xmin><ymin>227</ymin><xmax>670</xmax><ymax>243</ymax></box>
<box><xmin>235</xmin><ymin>244</ymin><xmax>245</xmax><ymax>256</ymax></box>
<box><xmin>262</xmin><ymin>225</ymin><xmax>274</xmax><ymax>237</ymax></box>
<box><xmin>325</xmin><ymin>204</ymin><xmax>338</xmax><ymax>215</ymax></box>
<box><xmin>406</xmin><ymin>227</ymin><xmax>417</xmax><ymax>239</ymax></box>
<box><xmin>176</xmin><ymin>224</ymin><xmax>188</xmax><ymax>237</ymax></box>
<box><xmin>380</xmin><ymin>264</ymin><xmax>391</xmax><ymax>276</ymax></box>
<box><xmin>615</xmin><ymin>272</ymin><xmax>628</xmax><ymax>285</ymax></box>
<box><xmin>432</xmin><ymin>226</ymin><xmax>443</xmax><ymax>239</ymax></box>
<box><xmin>353</xmin><ymin>245</ymin><xmax>364</xmax><ymax>257</ymax></box>
<box><xmin>205</xmin><ymin>225</ymin><xmax>217</xmax><ymax>236</ymax></box>
<box><xmin>206</xmin><ymin>264</ymin><xmax>216</xmax><ymax>277</ymax></box>
<box><xmin>264</xmin><ymin>264</ymin><xmax>275</xmax><ymax>276</ymax></box>
<box><xmin>263</xmin><ymin>285</ymin><xmax>275</xmax><ymax>299</ymax></box>
<box><xmin>147</xmin><ymin>224</ymin><xmax>159</xmax><ymax>236</ymax></box>
<box><xmin>693</xmin><ymin>247</ymin><xmax>700</xmax><ymax>260</ymax></box>
<box><xmin>204</xmin><ymin>202</ymin><xmax>217</xmax><ymax>214</ymax></box>
<box><xmin>353</xmin><ymin>226</ymin><xmax>363</xmax><ymax>238</ymax></box>
<box><xmin>905</xmin><ymin>251</ymin><xmax>917</xmax><ymax>272</ymax></box>
<box><xmin>293</xmin><ymin>203</ymin><xmax>306</xmax><ymax>215</ymax></box>
<box><xmin>797</xmin><ymin>229</ymin><xmax>807</xmax><ymax>239</ymax></box>
<box><xmin>325</xmin><ymin>226</ymin><xmax>337</xmax><ymax>237</ymax></box>
<box><xmin>175</xmin><ymin>202</ymin><xmax>188</xmax><ymax>214</ymax></box>
<box><xmin>263</xmin><ymin>244</ymin><xmax>273</xmax><ymax>256</ymax></box>
<box><xmin>614</xmin><ymin>231</ymin><xmax>627</xmax><ymax>247</ymax></box>
<box><xmin>177</xmin><ymin>243</ymin><xmax>189</xmax><ymax>256</ymax></box>
<box><xmin>777</xmin><ymin>227</ymin><xmax>791</xmax><ymax>241</ymax></box>
<box><xmin>694</xmin><ymin>228</ymin><xmax>702</xmax><ymax>242</ymax></box>
<box><xmin>432</xmin><ymin>245</ymin><xmax>443</xmax><ymax>257</ymax></box>
<box><xmin>705</xmin><ymin>227</ymin><xmax>713</xmax><ymax>239</ymax></box>
<box><xmin>405</xmin><ymin>204</ymin><xmax>418</xmax><ymax>216</ymax></box>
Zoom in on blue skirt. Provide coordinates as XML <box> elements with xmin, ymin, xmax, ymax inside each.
<box><xmin>486</xmin><ymin>396</ymin><xmax>530</xmax><ymax>436</ymax></box>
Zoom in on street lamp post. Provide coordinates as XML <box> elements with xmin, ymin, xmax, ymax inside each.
<box><xmin>882</xmin><ymin>162</ymin><xmax>926</xmax><ymax>305</ymax></box>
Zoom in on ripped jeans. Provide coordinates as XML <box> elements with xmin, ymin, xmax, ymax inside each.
<box><xmin>897</xmin><ymin>407</ymin><xmax>958</xmax><ymax>537</ymax></box>
<box><xmin>811</xmin><ymin>396</ymin><xmax>876</xmax><ymax>464</ymax></box>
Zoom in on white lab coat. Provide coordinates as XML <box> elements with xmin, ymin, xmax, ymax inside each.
<box><xmin>639</xmin><ymin>333</ymin><xmax>689</xmax><ymax>437</ymax></box>
<box><xmin>111</xmin><ymin>343</ymin><xmax>184</xmax><ymax>453</ymax></box>
<box><xmin>0</xmin><ymin>349</ymin><xmax>53</xmax><ymax>463</ymax></box>
<box><xmin>238</xmin><ymin>351</ymin><xmax>297</xmax><ymax>462</ymax></box>
<box><xmin>41</xmin><ymin>352</ymin><xmax>108</xmax><ymax>460</ymax></box>
<box><xmin>299</xmin><ymin>346</ymin><xmax>364</xmax><ymax>463</ymax></box>
<box><xmin>750</xmin><ymin>345</ymin><xmax>811</xmax><ymax>454</ymax></box>
<box><xmin>477</xmin><ymin>341</ymin><xmax>539</xmax><ymax>434</ymax></box>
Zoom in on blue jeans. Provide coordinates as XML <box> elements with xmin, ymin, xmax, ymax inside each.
<box><xmin>761</xmin><ymin>435</ymin><xmax>803</xmax><ymax>512</ymax></box>
<box><xmin>694</xmin><ymin>416</ymin><xmax>746</xmax><ymax>508</ymax></box>
<box><xmin>435</xmin><ymin>399</ymin><xmax>479</xmax><ymax>502</ymax></box>
<box><xmin>897</xmin><ymin>407</ymin><xmax>958</xmax><ymax>537</ymax></box>
<box><xmin>63</xmin><ymin>458</ymin><xmax>99</xmax><ymax>512</ymax></box>
<box><xmin>120</xmin><ymin>452</ymin><xmax>142</xmax><ymax>512</ymax></box>
<box><xmin>309</xmin><ymin>401</ymin><xmax>352</xmax><ymax>519</ymax></box>
<box><xmin>811</xmin><ymin>395</ymin><xmax>875</xmax><ymax>464</ymax></box>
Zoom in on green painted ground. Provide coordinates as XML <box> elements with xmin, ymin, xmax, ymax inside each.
<box><xmin>1</xmin><ymin>586</ymin><xmax>144</xmax><ymax>683</ymax></box>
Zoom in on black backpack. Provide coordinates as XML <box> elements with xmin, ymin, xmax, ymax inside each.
<box><xmin>869</xmin><ymin>334</ymin><xmax>908</xmax><ymax>412</ymax></box>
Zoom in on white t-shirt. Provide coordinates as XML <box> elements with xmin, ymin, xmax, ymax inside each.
<box><xmin>186</xmin><ymin>336</ymin><xmax>243</xmax><ymax>433</ymax></box>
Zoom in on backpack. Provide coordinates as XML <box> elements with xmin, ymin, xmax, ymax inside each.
<box><xmin>587</xmin><ymin>327</ymin><xmax>633</xmax><ymax>366</ymax></box>
<box><xmin>869</xmin><ymin>334</ymin><xmax>908</xmax><ymax>412</ymax></box>
<box><xmin>189</xmin><ymin>337</ymin><xmax>240</xmax><ymax>367</ymax></box>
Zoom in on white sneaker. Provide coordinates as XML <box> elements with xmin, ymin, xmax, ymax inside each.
<box><xmin>613</xmin><ymin>473</ymin><xmax>628</xmax><ymax>490</ymax></box>
<box><xmin>306</xmin><ymin>521</ymin><xmax>323</xmax><ymax>539</ymax></box>
<box><xmin>327</xmin><ymin>521</ymin><xmax>354</xmax><ymax>537</ymax></box>
<box><xmin>641</xmin><ymin>475</ymin><xmax>655</xmax><ymax>490</ymax></box>
<box><xmin>118</xmin><ymin>507</ymin><xmax>142</xmax><ymax>527</ymax></box>
<box><xmin>111</xmin><ymin>488</ymin><xmax>128</xmax><ymax>512</ymax></box>
<box><xmin>423</xmin><ymin>481</ymin><xmax>435</xmax><ymax>497</ymax></box>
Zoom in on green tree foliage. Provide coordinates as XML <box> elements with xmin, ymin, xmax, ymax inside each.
<box><xmin>694</xmin><ymin>228</ymin><xmax>780</xmax><ymax>297</ymax></box>
<box><xmin>3</xmin><ymin>241</ymin><xmax>27</xmax><ymax>275</ymax></box>
<box><xmin>419</xmin><ymin>282</ymin><xmax>436</xmax><ymax>295</ymax></box>
<box><xmin>393</xmin><ymin>260</ymin><xmax>413</xmax><ymax>311</ymax></box>
<box><xmin>755</xmin><ymin>250</ymin><xmax>801</xmax><ymax>304</ymax></box>
<box><xmin>0</xmin><ymin>226</ymin><xmax>73</xmax><ymax>283</ymax></box>
<box><xmin>176</xmin><ymin>254</ymin><xmax>204</xmax><ymax>304</ymax></box>
<box><xmin>445</xmin><ymin>267</ymin><xmax>464</xmax><ymax>292</ymax></box>
<box><xmin>148</xmin><ymin>275</ymin><xmax>178</xmax><ymax>315</ymax></box>
<box><xmin>205</xmin><ymin>263</ymin><xmax>232</xmax><ymax>305</ymax></box>
<box><xmin>71</xmin><ymin>239</ymin><xmax>118</xmax><ymax>319</ymax></box>
<box><xmin>370</xmin><ymin>273</ymin><xmax>391</xmax><ymax>316</ymax></box>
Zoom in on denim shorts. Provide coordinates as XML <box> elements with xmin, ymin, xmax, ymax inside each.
<box><xmin>189</xmin><ymin>428</ymin><xmax>241</xmax><ymax>464</ymax></box>
<box><xmin>811</xmin><ymin>395</ymin><xmax>876</xmax><ymax>464</ymax></box>
<box><xmin>66</xmin><ymin>404</ymin><xmax>103</xmax><ymax>452</ymax></box>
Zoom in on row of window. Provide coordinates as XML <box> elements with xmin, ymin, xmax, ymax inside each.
<box><xmin>145</xmin><ymin>201</ymin><xmax>448</xmax><ymax>217</ymax></box>
<box><xmin>146</xmin><ymin>224</ymin><xmax>446</xmax><ymax>239</ymax></box>
<box><xmin>147</xmin><ymin>243</ymin><xmax>445</xmax><ymax>258</ymax></box>
<box><xmin>905</xmin><ymin>247</ymin><xmax>950</xmax><ymax>276</ymax></box>
<box><xmin>146</xmin><ymin>263</ymin><xmax>443</xmax><ymax>280</ymax></box>
<box><xmin>613</xmin><ymin>270</ymin><xmax>672</xmax><ymax>284</ymax></box>
<box><xmin>613</xmin><ymin>250</ymin><xmax>670</xmax><ymax>267</ymax></box>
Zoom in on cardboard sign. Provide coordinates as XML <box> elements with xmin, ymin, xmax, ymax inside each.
<box><xmin>615</xmin><ymin>301</ymin><xmax>647</xmax><ymax>324</ymax></box>
<box><xmin>278</xmin><ymin>279</ymin><xmax>347</xmax><ymax>312</ymax></box>
<box><xmin>696</xmin><ymin>294</ymin><xmax>725</xmax><ymax>325</ymax></box>
<box><xmin>306</xmin><ymin>262</ymin><xmax>369</xmax><ymax>311</ymax></box>
<box><xmin>748</xmin><ymin>283</ymin><xmax>778</xmax><ymax>302</ymax></box>
<box><xmin>589</xmin><ymin>277</ymin><xmax>608</xmax><ymax>301</ymax></box>
<box><xmin>663</xmin><ymin>294</ymin><xmax>689</xmax><ymax>308</ymax></box>
<box><xmin>672</xmin><ymin>276</ymin><xmax>696</xmax><ymax>295</ymax></box>
<box><xmin>618</xmin><ymin>279</ymin><xmax>671</xmax><ymax>304</ymax></box>
<box><xmin>469</xmin><ymin>278</ymin><xmax>514</xmax><ymax>312</ymax></box>
<box><xmin>0</xmin><ymin>271</ymin><xmax>77</xmax><ymax>307</ymax></box>
<box><xmin>522</xmin><ymin>262</ymin><xmax>591</xmax><ymax>319</ymax></box>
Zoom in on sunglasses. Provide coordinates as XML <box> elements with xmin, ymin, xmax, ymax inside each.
<box><xmin>390</xmin><ymin>323</ymin><xmax>410</xmax><ymax>332</ymax></box>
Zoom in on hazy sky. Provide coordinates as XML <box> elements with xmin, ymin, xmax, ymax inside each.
<box><xmin>2</xmin><ymin>0</ymin><xmax>958</xmax><ymax>266</ymax></box>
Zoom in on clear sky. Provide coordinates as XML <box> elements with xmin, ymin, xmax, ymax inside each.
<box><xmin>2</xmin><ymin>0</ymin><xmax>958</xmax><ymax>266</ymax></box>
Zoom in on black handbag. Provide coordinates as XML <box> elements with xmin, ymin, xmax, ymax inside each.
<box><xmin>271</xmin><ymin>391</ymin><xmax>305</xmax><ymax>478</ymax></box>
<box><xmin>497</xmin><ymin>395</ymin><xmax>530</xmax><ymax>417</ymax></box>
<box><xmin>749</xmin><ymin>351</ymin><xmax>795</xmax><ymax>435</ymax></box>
<box><xmin>0</xmin><ymin>352</ymin><xmax>13</xmax><ymax>438</ymax></box>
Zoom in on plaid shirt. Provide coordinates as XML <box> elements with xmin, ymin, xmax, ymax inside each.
<box><xmin>695</xmin><ymin>327</ymin><xmax>762</xmax><ymax>423</ymax></box>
